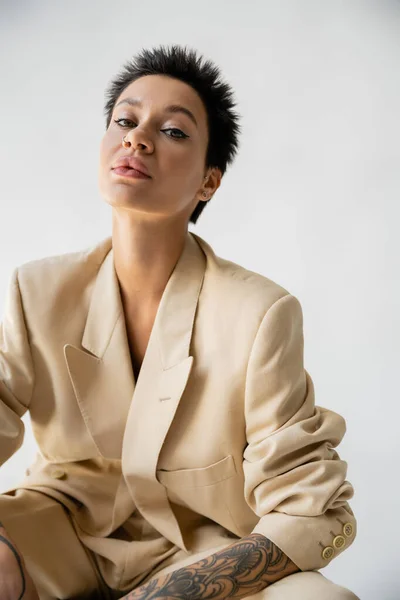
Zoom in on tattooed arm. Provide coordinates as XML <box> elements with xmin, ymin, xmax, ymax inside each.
<box><xmin>123</xmin><ymin>533</ymin><xmax>300</xmax><ymax>600</ymax></box>
<box><xmin>0</xmin><ymin>521</ymin><xmax>39</xmax><ymax>600</ymax></box>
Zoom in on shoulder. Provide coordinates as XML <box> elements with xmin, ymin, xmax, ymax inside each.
<box><xmin>192</xmin><ymin>232</ymin><xmax>292</xmax><ymax>315</ymax></box>
<box><xmin>15</xmin><ymin>237</ymin><xmax>112</xmax><ymax>298</ymax></box>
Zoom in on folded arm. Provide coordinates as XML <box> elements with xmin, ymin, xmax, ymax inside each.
<box><xmin>124</xmin><ymin>292</ymin><xmax>356</xmax><ymax>598</ymax></box>
<box><xmin>243</xmin><ymin>293</ymin><xmax>356</xmax><ymax>571</ymax></box>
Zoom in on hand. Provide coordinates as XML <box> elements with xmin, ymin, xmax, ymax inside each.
<box><xmin>0</xmin><ymin>522</ymin><xmax>40</xmax><ymax>600</ymax></box>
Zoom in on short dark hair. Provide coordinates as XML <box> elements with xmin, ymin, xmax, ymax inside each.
<box><xmin>103</xmin><ymin>45</ymin><xmax>241</xmax><ymax>224</ymax></box>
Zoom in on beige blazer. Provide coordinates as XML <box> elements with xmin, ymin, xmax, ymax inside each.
<box><xmin>0</xmin><ymin>231</ymin><xmax>356</xmax><ymax>574</ymax></box>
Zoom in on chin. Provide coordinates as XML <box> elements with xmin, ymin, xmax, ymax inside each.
<box><xmin>103</xmin><ymin>193</ymin><xmax>165</xmax><ymax>217</ymax></box>
<box><xmin>100</xmin><ymin>183</ymin><xmax>143</xmax><ymax>207</ymax></box>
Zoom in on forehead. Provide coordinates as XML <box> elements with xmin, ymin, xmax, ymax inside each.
<box><xmin>115</xmin><ymin>74</ymin><xmax>208</xmax><ymax>129</ymax></box>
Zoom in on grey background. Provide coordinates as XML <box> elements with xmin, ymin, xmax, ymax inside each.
<box><xmin>1</xmin><ymin>1</ymin><xmax>399</xmax><ymax>598</ymax></box>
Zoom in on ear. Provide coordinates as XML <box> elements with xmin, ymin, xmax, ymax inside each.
<box><xmin>197</xmin><ymin>167</ymin><xmax>222</xmax><ymax>203</ymax></box>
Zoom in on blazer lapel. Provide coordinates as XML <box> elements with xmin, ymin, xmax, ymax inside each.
<box><xmin>64</xmin><ymin>245</ymin><xmax>135</xmax><ymax>460</ymax></box>
<box><xmin>122</xmin><ymin>232</ymin><xmax>206</xmax><ymax>550</ymax></box>
<box><xmin>64</xmin><ymin>231</ymin><xmax>207</xmax><ymax>547</ymax></box>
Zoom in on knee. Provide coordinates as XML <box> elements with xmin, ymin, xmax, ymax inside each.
<box><xmin>334</xmin><ymin>587</ymin><xmax>360</xmax><ymax>600</ymax></box>
<box><xmin>0</xmin><ymin>525</ymin><xmax>29</xmax><ymax>600</ymax></box>
<box><xmin>0</xmin><ymin>552</ymin><xmax>24</xmax><ymax>599</ymax></box>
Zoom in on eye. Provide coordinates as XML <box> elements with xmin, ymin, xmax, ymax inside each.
<box><xmin>162</xmin><ymin>128</ymin><xmax>189</xmax><ymax>140</ymax></box>
<box><xmin>113</xmin><ymin>119</ymin><xmax>188</xmax><ymax>140</ymax></box>
<box><xmin>113</xmin><ymin>118</ymin><xmax>136</xmax><ymax>128</ymax></box>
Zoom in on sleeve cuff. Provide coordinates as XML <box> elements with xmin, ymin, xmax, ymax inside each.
<box><xmin>250</xmin><ymin>503</ymin><xmax>357</xmax><ymax>571</ymax></box>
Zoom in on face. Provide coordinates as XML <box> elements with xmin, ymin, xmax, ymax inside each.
<box><xmin>98</xmin><ymin>74</ymin><xmax>221</xmax><ymax>221</ymax></box>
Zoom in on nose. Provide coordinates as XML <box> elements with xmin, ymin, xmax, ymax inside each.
<box><xmin>122</xmin><ymin>127</ymin><xmax>154</xmax><ymax>153</ymax></box>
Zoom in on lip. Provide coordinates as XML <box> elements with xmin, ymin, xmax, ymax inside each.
<box><xmin>112</xmin><ymin>166</ymin><xmax>151</xmax><ymax>180</ymax></box>
<box><xmin>111</xmin><ymin>156</ymin><xmax>151</xmax><ymax>178</ymax></box>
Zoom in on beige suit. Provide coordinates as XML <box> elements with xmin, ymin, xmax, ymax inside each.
<box><xmin>0</xmin><ymin>232</ymin><xmax>358</xmax><ymax>599</ymax></box>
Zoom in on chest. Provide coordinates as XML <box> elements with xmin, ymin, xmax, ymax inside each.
<box><xmin>123</xmin><ymin>302</ymin><xmax>160</xmax><ymax>381</ymax></box>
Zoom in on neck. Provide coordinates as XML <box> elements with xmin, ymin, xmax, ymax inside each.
<box><xmin>111</xmin><ymin>210</ymin><xmax>189</xmax><ymax>307</ymax></box>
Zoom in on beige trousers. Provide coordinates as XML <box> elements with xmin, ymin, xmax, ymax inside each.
<box><xmin>0</xmin><ymin>489</ymin><xmax>359</xmax><ymax>600</ymax></box>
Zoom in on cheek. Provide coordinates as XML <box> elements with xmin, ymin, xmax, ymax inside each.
<box><xmin>99</xmin><ymin>133</ymin><xmax>118</xmax><ymax>168</ymax></box>
<box><xmin>99</xmin><ymin>136</ymin><xmax>108</xmax><ymax>165</ymax></box>
<box><xmin>98</xmin><ymin>137</ymin><xmax>115</xmax><ymax>192</ymax></box>
<box><xmin>164</xmin><ymin>144</ymin><xmax>204</xmax><ymax>182</ymax></box>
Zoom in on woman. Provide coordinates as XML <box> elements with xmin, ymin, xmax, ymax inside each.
<box><xmin>0</xmin><ymin>45</ymin><xmax>359</xmax><ymax>599</ymax></box>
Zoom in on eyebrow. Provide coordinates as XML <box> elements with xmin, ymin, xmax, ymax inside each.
<box><xmin>114</xmin><ymin>98</ymin><xmax>198</xmax><ymax>127</ymax></box>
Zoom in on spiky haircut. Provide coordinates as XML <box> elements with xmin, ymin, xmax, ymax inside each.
<box><xmin>103</xmin><ymin>45</ymin><xmax>241</xmax><ymax>224</ymax></box>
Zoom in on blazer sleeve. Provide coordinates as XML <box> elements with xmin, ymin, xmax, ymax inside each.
<box><xmin>0</xmin><ymin>268</ymin><xmax>35</xmax><ymax>467</ymax></box>
<box><xmin>243</xmin><ymin>293</ymin><xmax>357</xmax><ymax>572</ymax></box>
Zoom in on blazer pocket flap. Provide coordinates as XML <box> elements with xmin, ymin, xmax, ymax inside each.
<box><xmin>156</xmin><ymin>455</ymin><xmax>236</xmax><ymax>488</ymax></box>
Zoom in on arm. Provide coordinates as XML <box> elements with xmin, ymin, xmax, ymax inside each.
<box><xmin>125</xmin><ymin>292</ymin><xmax>356</xmax><ymax>599</ymax></box>
<box><xmin>123</xmin><ymin>533</ymin><xmax>299</xmax><ymax>599</ymax></box>
<box><xmin>0</xmin><ymin>269</ymin><xmax>34</xmax><ymax>467</ymax></box>
<box><xmin>243</xmin><ymin>294</ymin><xmax>356</xmax><ymax>571</ymax></box>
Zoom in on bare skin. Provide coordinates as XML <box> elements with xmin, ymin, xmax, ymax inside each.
<box><xmin>0</xmin><ymin>522</ymin><xmax>39</xmax><ymax>600</ymax></box>
<box><xmin>98</xmin><ymin>74</ymin><xmax>301</xmax><ymax>599</ymax></box>
<box><xmin>0</xmin><ymin>75</ymin><xmax>222</xmax><ymax>598</ymax></box>
<box><xmin>122</xmin><ymin>534</ymin><xmax>300</xmax><ymax>599</ymax></box>
<box><xmin>98</xmin><ymin>74</ymin><xmax>222</xmax><ymax>375</ymax></box>
<box><xmin>0</xmin><ymin>75</ymin><xmax>300</xmax><ymax>598</ymax></box>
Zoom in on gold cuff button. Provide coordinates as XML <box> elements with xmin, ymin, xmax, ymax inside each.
<box><xmin>343</xmin><ymin>523</ymin><xmax>354</xmax><ymax>537</ymax></box>
<box><xmin>333</xmin><ymin>535</ymin><xmax>346</xmax><ymax>549</ymax></box>
<box><xmin>322</xmin><ymin>546</ymin><xmax>334</xmax><ymax>560</ymax></box>
<box><xmin>50</xmin><ymin>468</ymin><xmax>66</xmax><ymax>480</ymax></box>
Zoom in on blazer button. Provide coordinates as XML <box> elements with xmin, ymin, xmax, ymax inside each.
<box><xmin>50</xmin><ymin>468</ymin><xmax>66</xmax><ymax>480</ymax></box>
<box><xmin>343</xmin><ymin>523</ymin><xmax>354</xmax><ymax>537</ymax></box>
<box><xmin>333</xmin><ymin>535</ymin><xmax>346</xmax><ymax>550</ymax></box>
<box><xmin>322</xmin><ymin>546</ymin><xmax>334</xmax><ymax>560</ymax></box>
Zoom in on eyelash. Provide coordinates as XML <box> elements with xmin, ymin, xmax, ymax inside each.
<box><xmin>113</xmin><ymin>118</ymin><xmax>189</xmax><ymax>140</ymax></box>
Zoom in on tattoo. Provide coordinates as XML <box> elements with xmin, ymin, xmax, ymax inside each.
<box><xmin>0</xmin><ymin>530</ymin><xmax>26</xmax><ymax>600</ymax></box>
<box><xmin>124</xmin><ymin>534</ymin><xmax>299</xmax><ymax>599</ymax></box>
